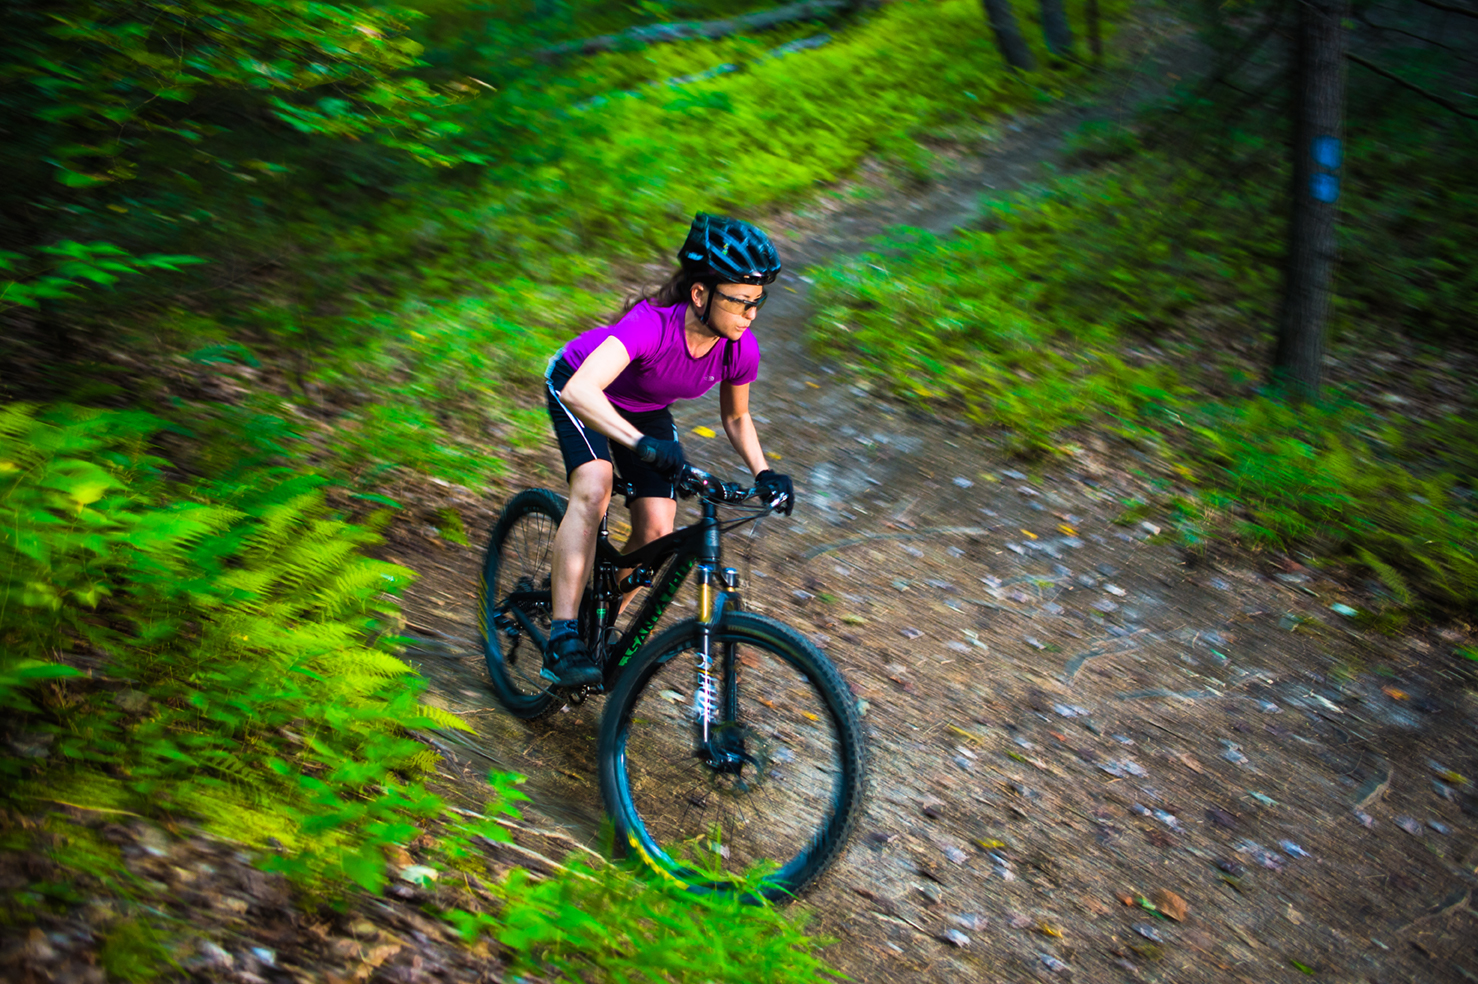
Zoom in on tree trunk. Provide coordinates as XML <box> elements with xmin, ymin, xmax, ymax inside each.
<box><xmin>1086</xmin><ymin>0</ymin><xmax>1102</xmax><ymax>63</ymax></box>
<box><xmin>1272</xmin><ymin>0</ymin><xmax>1350</xmax><ymax>401</ymax></box>
<box><xmin>981</xmin><ymin>0</ymin><xmax>1037</xmax><ymax>71</ymax></box>
<box><xmin>1039</xmin><ymin>0</ymin><xmax>1075</xmax><ymax>56</ymax></box>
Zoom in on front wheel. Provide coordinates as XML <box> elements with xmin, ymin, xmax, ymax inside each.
<box><xmin>598</xmin><ymin>612</ymin><xmax>866</xmax><ymax>901</ymax></box>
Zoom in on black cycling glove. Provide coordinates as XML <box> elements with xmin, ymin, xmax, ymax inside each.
<box><xmin>755</xmin><ymin>470</ymin><xmax>795</xmax><ymax>515</ymax></box>
<box><xmin>634</xmin><ymin>436</ymin><xmax>687</xmax><ymax>480</ymax></box>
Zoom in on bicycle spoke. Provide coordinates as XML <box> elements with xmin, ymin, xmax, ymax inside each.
<box><xmin>613</xmin><ymin>630</ymin><xmax>849</xmax><ymax>888</ymax></box>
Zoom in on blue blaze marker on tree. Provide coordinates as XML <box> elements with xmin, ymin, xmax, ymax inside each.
<box><xmin>1309</xmin><ymin>135</ymin><xmax>1342</xmax><ymax>202</ymax></box>
<box><xmin>1312</xmin><ymin>135</ymin><xmax>1342</xmax><ymax>170</ymax></box>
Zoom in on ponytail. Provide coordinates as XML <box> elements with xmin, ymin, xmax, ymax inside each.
<box><xmin>619</xmin><ymin>266</ymin><xmax>712</xmax><ymax>317</ymax></box>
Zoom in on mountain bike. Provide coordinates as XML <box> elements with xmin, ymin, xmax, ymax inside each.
<box><xmin>478</xmin><ymin>465</ymin><xmax>866</xmax><ymax>900</ymax></box>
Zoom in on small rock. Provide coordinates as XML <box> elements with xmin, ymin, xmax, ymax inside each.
<box><xmin>1134</xmin><ymin>923</ymin><xmax>1165</xmax><ymax>942</ymax></box>
<box><xmin>940</xmin><ymin>928</ymin><xmax>971</xmax><ymax>947</ymax></box>
<box><xmin>902</xmin><ymin>544</ymin><xmax>925</xmax><ymax>558</ymax></box>
<box><xmin>1152</xmin><ymin>809</ymin><xmax>1183</xmax><ymax>831</ymax></box>
<box><xmin>197</xmin><ymin>941</ymin><xmax>234</xmax><ymax>970</ymax></box>
<box><xmin>1216</xmin><ymin>858</ymin><xmax>1246</xmax><ymax>876</ymax></box>
<box><xmin>1353</xmin><ymin>809</ymin><xmax>1376</xmax><ymax>828</ymax></box>
<box><xmin>950</xmin><ymin>913</ymin><xmax>989</xmax><ymax>932</ymax></box>
<box><xmin>1040</xmin><ymin>953</ymin><xmax>1069</xmax><ymax>972</ymax></box>
<box><xmin>1209</xmin><ymin>577</ymin><xmax>1231</xmax><ymax>591</ymax></box>
<box><xmin>1140</xmin><ymin>521</ymin><xmax>1162</xmax><ymax>536</ymax></box>
<box><xmin>900</xmin><ymin>626</ymin><xmax>924</xmax><ymax>639</ymax></box>
<box><xmin>1076</xmin><ymin>573</ymin><xmax>1098</xmax><ymax>588</ymax></box>
<box><xmin>1024</xmin><ymin>635</ymin><xmax>1045</xmax><ymax>650</ymax></box>
<box><xmin>1330</xmin><ymin>602</ymin><xmax>1358</xmax><ymax>617</ymax></box>
<box><xmin>1091</xmin><ymin>598</ymin><xmax>1119</xmax><ymax>613</ymax></box>
<box><xmin>1278</xmin><ymin>840</ymin><xmax>1310</xmax><ymax>859</ymax></box>
<box><xmin>1002</xmin><ymin>469</ymin><xmax>1027</xmax><ymax>480</ymax></box>
<box><xmin>943</xmin><ymin>846</ymin><xmax>968</xmax><ymax>865</ymax></box>
<box><xmin>1104</xmin><ymin>584</ymin><xmax>1127</xmax><ymax>597</ymax></box>
<box><xmin>1221</xmin><ymin>741</ymin><xmax>1249</xmax><ymax>765</ymax></box>
<box><xmin>136</xmin><ymin>825</ymin><xmax>171</xmax><ymax>858</ymax></box>
<box><xmin>1152</xmin><ymin>889</ymin><xmax>1188</xmax><ymax>922</ymax></box>
<box><xmin>1096</xmin><ymin>563</ymin><xmax>1119</xmax><ymax>577</ymax></box>
<box><xmin>1009</xmin><ymin>914</ymin><xmax>1033</xmax><ymax>929</ymax></box>
<box><xmin>398</xmin><ymin>864</ymin><xmax>438</xmax><ymax>885</ymax></box>
<box><xmin>792</xmin><ymin>589</ymin><xmax>814</xmax><ymax>602</ymax></box>
<box><xmin>1427</xmin><ymin>820</ymin><xmax>1451</xmax><ymax>835</ymax></box>
<box><xmin>1053</xmin><ymin>703</ymin><xmax>1088</xmax><ymax>718</ymax></box>
<box><xmin>952</xmin><ymin>477</ymin><xmax>974</xmax><ymax>489</ymax></box>
<box><xmin>1395</xmin><ymin>816</ymin><xmax>1424</xmax><ymax>837</ymax></box>
<box><xmin>250</xmin><ymin>948</ymin><xmax>276</xmax><ymax>968</ymax></box>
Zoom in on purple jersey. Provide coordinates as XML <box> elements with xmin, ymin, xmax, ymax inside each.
<box><xmin>561</xmin><ymin>301</ymin><xmax>761</xmax><ymax>412</ymax></box>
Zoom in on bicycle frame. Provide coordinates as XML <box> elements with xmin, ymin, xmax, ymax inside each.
<box><xmin>497</xmin><ymin>476</ymin><xmax>757</xmax><ymax>699</ymax></box>
<box><xmin>587</xmin><ymin>492</ymin><xmax>740</xmax><ymax>689</ymax></box>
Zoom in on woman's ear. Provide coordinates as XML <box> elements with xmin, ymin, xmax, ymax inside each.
<box><xmin>690</xmin><ymin>282</ymin><xmax>707</xmax><ymax>307</ymax></box>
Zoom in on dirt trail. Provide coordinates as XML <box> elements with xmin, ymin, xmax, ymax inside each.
<box><xmin>387</xmin><ymin>19</ymin><xmax>1478</xmax><ymax>984</ymax></box>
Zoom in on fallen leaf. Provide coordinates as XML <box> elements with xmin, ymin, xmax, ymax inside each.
<box><xmin>691</xmin><ymin>425</ymin><xmax>716</xmax><ymax>438</ymax></box>
<box><xmin>1153</xmin><ymin>889</ymin><xmax>1188</xmax><ymax>922</ymax></box>
<box><xmin>946</xmin><ymin>724</ymin><xmax>984</xmax><ymax>744</ymax></box>
<box><xmin>1116</xmin><ymin>891</ymin><xmax>1136</xmax><ymax>906</ymax></box>
<box><xmin>1021</xmin><ymin>529</ymin><xmax>1038</xmax><ymax>540</ymax></box>
<box><xmin>1381</xmin><ymin>685</ymin><xmax>1408</xmax><ymax>700</ymax></box>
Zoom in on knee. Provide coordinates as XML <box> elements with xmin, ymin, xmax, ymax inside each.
<box><xmin>566</xmin><ymin>472</ymin><xmax>612</xmax><ymax>521</ymax></box>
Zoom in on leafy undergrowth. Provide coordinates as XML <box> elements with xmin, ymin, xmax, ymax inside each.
<box><xmin>11</xmin><ymin>0</ymin><xmax>1132</xmax><ymax>493</ymax></box>
<box><xmin>808</xmin><ymin>86</ymin><xmax>1478</xmax><ymax>618</ymax></box>
<box><xmin>0</xmin><ymin>401</ymin><xmax>831</xmax><ymax>982</ymax></box>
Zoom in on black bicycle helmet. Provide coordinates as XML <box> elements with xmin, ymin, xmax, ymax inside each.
<box><xmin>678</xmin><ymin>212</ymin><xmax>782</xmax><ymax>286</ymax></box>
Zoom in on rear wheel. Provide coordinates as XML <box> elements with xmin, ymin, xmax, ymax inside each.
<box><xmin>479</xmin><ymin>488</ymin><xmax>565</xmax><ymax>720</ymax></box>
<box><xmin>598</xmin><ymin>612</ymin><xmax>866</xmax><ymax>901</ymax></box>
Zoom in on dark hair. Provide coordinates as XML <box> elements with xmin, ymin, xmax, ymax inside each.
<box><xmin>620</xmin><ymin>266</ymin><xmax>711</xmax><ymax>316</ymax></box>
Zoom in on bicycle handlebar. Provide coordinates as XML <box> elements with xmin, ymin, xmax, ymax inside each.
<box><xmin>675</xmin><ymin>465</ymin><xmax>760</xmax><ymax>506</ymax></box>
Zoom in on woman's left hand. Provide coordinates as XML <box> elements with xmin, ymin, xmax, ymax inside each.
<box><xmin>755</xmin><ymin>470</ymin><xmax>794</xmax><ymax>515</ymax></box>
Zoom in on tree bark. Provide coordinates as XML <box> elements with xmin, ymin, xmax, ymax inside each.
<box><xmin>1086</xmin><ymin>0</ymin><xmax>1102</xmax><ymax>63</ymax></box>
<box><xmin>981</xmin><ymin>0</ymin><xmax>1037</xmax><ymax>71</ymax></box>
<box><xmin>1272</xmin><ymin>0</ymin><xmax>1350</xmax><ymax>401</ymax></box>
<box><xmin>1039</xmin><ymin>0</ymin><xmax>1076</xmax><ymax>56</ymax></box>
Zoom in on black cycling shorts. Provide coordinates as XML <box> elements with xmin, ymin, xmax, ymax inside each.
<box><xmin>545</xmin><ymin>356</ymin><xmax>680</xmax><ymax>503</ymax></box>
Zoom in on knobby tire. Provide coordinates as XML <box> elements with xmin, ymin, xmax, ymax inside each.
<box><xmin>598</xmin><ymin>611</ymin><xmax>866</xmax><ymax>902</ymax></box>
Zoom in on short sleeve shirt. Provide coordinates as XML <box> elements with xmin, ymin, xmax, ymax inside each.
<box><xmin>560</xmin><ymin>301</ymin><xmax>761</xmax><ymax>413</ymax></box>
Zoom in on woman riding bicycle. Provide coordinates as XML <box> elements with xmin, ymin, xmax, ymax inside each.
<box><xmin>540</xmin><ymin>213</ymin><xmax>796</xmax><ymax>688</ymax></box>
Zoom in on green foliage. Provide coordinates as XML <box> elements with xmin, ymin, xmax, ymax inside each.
<box><xmin>808</xmin><ymin>90</ymin><xmax>1478</xmax><ymax>614</ymax></box>
<box><xmin>99</xmin><ymin>919</ymin><xmax>172</xmax><ymax>983</ymax></box>
<box><xmin>0</xmin><ymin>402</ymin><xmax>460</xmax><ymax>887</ymax></box>
<box><xmin>0</xmin><ymin>242</ymin><xmax>206</xmax><ymax>311</ymax></box>
<box><xmin>468</xmin><ymin>861</ymin><xmax>838</xmax><ymax>984</ymax></box>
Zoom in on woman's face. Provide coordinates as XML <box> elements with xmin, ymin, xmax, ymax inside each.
<box><xmin>692</xmin><ymin>281</ymin><xmax>766</xmax><ymax>340</ymax></box>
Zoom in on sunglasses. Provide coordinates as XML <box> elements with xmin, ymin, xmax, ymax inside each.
<box><xmin>713</xmin><ymin>288</ymin><xmax>768</xmax><ymax>315</ymax></box>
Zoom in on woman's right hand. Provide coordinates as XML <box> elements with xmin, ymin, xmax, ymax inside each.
<box><xmin>635</xmin><ymin>436</ymin><xmax>687</xmax><ymax>479</ymax></box>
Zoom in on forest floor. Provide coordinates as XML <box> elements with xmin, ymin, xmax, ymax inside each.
<box><xmin>17</xmin><ymin>11</ymin><xmax>1475</xmax><ymax>984</ymax></box>
<box><xmin>380</xmin><ymin>15</ymin><xmax>1478</xmax><ymax>984</ymax></box>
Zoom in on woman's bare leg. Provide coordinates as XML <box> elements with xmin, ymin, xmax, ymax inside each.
<box><xmin>550</xmin><ymin>459</ymin><xmax>613</xmax><ymax>621</ymax></box>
